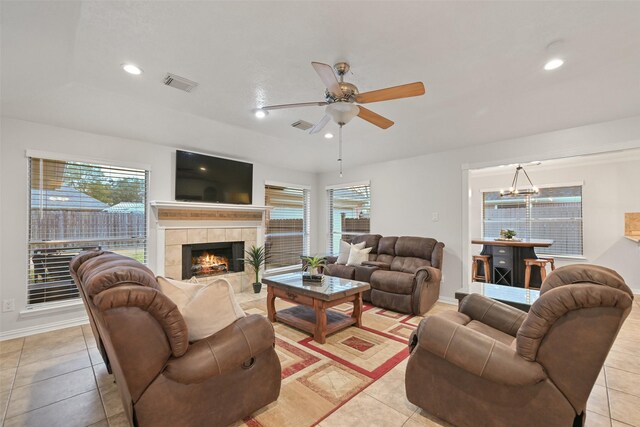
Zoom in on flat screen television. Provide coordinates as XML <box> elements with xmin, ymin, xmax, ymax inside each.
<box><xmin>175</xmin><ymin>150</ymin><xmax>253</xmax><ymax>204</ymax></box>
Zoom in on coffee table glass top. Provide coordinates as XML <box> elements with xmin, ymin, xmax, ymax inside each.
<box><xmin>457</xmin><ymin>282</ymin><xmax>540</xmax><ymax>307</ymax></box>
<box><xmin>262</xmin><ymin>273</ymin><xmax>370</xmax><ymax>301</ymax></box>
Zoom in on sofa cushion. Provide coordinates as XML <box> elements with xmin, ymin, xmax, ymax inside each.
<box><xmin>158</xmin><ymin>277</ymin><xmax>245</xmax><ymax>342</ymax></box>
<box><xmin>347</xmin><ymin>246</ymin><xmax>373</xmax><ymax>266</ymax></box>
<box><xmin>336</xmin><ymin>240</ymin><xmax>365</xmax><ymax>264</ymax></box>
<box><xmin>390</xmin><ymin>256</ymin><xmax>431</xmax><ymax>274</ymax></box>
<box><xmin>395</xmin><ymin>237</ymin><xmax>438</xmax><ymax>260</ymax></box>
<box><xmin>377</xmin><ymin>236</ymin><xmax>398</xmax><ymax>256</ymax></box>
<box><xmin>370</xmin><ymin>270</ymin><xmax>415</xmax><ymax>295</ymax></box>
<box><xmin>362</xmin><ymin>261</ymin><xmax>390</xmax><ymax>270</ymax></box>
<box><xmin>324</xmin><ymin>263</ymin><xmax>355</xmax><ymax>279</ymax></box>
<box><xmin>351</xmin><ymin>234</ymin><xmax>383</xmax><ymax>254</ymax></box>
<box><xmin>157</xmin><ymin>276</ymin><xmax>201</xmax><ymax>308</ymax></box>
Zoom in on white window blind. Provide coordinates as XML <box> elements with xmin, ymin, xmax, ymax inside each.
<box><xmin>28</xmin><ymin>157</ymin><xmax>148</xmax><ymax>306</ymax></box>
<box><xmin>264</xmin><ymin>185</ymin><xmax>310</xmax><ymax>271</ymax></box>
<box><xmin>327</xmin><ymin>184</ymin><xmax>371</xmax><ymax>255</ymax></box>
<box><xmin>482</xmin><ymin>185</ymin><xmax>583</xmax><ymax>256</ymax></box>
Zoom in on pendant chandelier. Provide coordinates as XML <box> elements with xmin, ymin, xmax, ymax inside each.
<box><xmin>499</xmin><ymin>164</ymin><xmax>539</xmax><ymax>197</ymax></box>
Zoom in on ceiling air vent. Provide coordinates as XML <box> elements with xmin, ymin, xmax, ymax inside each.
<box><xmin>291</xmin><ymin>120</ymin><xmax>313</xmax><ymax>131</ymax></box>
<box><xmin>163</xmin><ymin>73</ymin><xmax>198</xmax><ymax>92</ymax></box>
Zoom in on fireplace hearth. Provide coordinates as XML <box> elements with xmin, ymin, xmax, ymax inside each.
<box><xmin>182</xmin><ymin>241</ymin><xmax>245</xmax><ymax>279</ymax></box>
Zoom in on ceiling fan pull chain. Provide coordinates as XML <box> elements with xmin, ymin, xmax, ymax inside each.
<box><xmin>339</xmin><ymin>124</ymin><xmax>343</xmax><ymax>178</ymax></box>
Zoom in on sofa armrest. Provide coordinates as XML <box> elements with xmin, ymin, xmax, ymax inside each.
<box><xmin>459</xmin><ymin>293</ymin><xmax>527</xmax><ymax>337</ymax></box>
<box><xmin>325</xmin><ymin>256</ymin><xmax>338</xmax><ymax>265</ymax></box>
<box><xmin>362</xmin><ymin>261</ymin><xmax>390</xmax><ymax>270</ymax></box>
<box><xmin>353</xmin><ymin>265</ymin><xmax>379</xmax><ymax>283</ymax></box>
<box><xmin>164</xmin><ymin>314</ymin><xmax>275</xmax><ymax>384</ymax></box>
<box><xmin>415</xmin><ymin>266</ymin><xmax>441</xmax><ymax>284</ymax></box>
<box><xmin>414</xmin><ymin>315</ymin><xmax>546</xmax><ymax>387</ymax></box>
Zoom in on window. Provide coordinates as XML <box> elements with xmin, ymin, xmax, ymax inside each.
<box><xmin>482</xmin><ymin>185</ymin><xmax>583</xmax><ymax>256</ymax></box>
<box><xmin>28</xmin><ymin>157</ymin><xmax>148</xmax><ymax>306</ymax></box>
<box><xmin>264</xmin><ymin>184</ymin><xmax>310</xmax><ymax>271</ymax></box>
<box><xmin>327</xmin><ymin>183</ymin><xmax>371</xmax><ymax>255</ymax></box>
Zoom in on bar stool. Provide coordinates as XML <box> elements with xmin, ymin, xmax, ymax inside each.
<box><xmin>524</xmin><ymin>257</ymin><xmax>555</xmax><ymax>289</ymax></box>
<box><xmin>539</xmin><ymin>257</ymin><xmax>556</xmax><ymax>271</ymax></box>
<box><xmin>472</xmin><ymin>255</ymin><xmax>491</xmax><ymax>283</ymax></box>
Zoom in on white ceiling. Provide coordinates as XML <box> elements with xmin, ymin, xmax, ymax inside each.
<box><xmin>3</xmin><ymin>1</ymin><xmax>640</xmax><ymax>172</ymax></box>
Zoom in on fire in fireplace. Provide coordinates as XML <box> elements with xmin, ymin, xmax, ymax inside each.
<box><xmin>182</xmin><ymin>241</ymin><xmax>245</xmax><ymax>280</ymax></box>
<box><xmin>191</xmin><ymin>251</ymin><xmax>229</xmax><ymax>276</ymax></box>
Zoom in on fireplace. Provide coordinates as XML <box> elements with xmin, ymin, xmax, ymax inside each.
<box><xmin>182</xmin><ymin>241</ymin><xmax>245</xmax><ymax>280</ymax></box>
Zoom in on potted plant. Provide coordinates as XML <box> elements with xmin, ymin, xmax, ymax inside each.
<box><xmin>244</xmin><ymin>245</ymin><xmax>268</xmax><ymax>293</ymax></box>
<box><xmin>500</xmin><ymin>229</ymin><xmax>517</xmax><ymax>240</ymax></box>
<box><xmin>302</xmin><ymin>255</ymin><xmax>326</xmax><ymax>276</ymax></box>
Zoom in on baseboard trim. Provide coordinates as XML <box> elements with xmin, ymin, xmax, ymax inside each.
<box><xmin>0</xmin><ymin>315</ymin><xmax>89</xmax><ymax>341</ymax></box>
<box><xmin>438</xmin><ymin>296</ymin><xmax>458</xmax><ymax>306</ymax></box>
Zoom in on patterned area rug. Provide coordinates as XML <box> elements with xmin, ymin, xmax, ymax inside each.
<box><xmin>237</xmin><ymin>298</ymin><xmax>425</xmax><ymax>427</ymax></box>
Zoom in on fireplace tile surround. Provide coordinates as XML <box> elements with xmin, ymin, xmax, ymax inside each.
<box><xmin>164</xmin><ymin>227</ymin><xmax>257</xmax><ymax>292</ymax></box>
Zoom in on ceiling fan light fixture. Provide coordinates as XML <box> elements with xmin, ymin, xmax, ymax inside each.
<box><xmin>122</xmin><ymin>63</ymin><xmax>143</xmax><ymax>75</ymax></box>
<box><xmin>253</xmin><ymin>108</ymin><xmax>268</xmax><ymax>119</ymax></box>
<box><xmin>326</xmin><ymin>103</ymin><xmax>360</xmax><ymax>125</ymax></box>
<box><xmin>544</xmin><ymin>58</ymin><xmax>564</xmax><ymax>71</ymax></box>
<box><xmin>543</xmin><ymin>40</ymin><xmax>565</xmax><ymax>71</ymax></box>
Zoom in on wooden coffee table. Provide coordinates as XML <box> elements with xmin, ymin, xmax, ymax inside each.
<box><xmin>263</xmin><ymin>273</ymin><xmax>371</xmax><ymax>344</ymax></box>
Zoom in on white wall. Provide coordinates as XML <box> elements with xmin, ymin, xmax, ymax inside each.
<box><xmin>0</xmin><ymin>118</ymin><xmax>316</xmax><ymax>337</ymax></box>
<box><xmin>3</xmin><ymin>115</ymin><xmax>640</xmax><ymax>337</ymax></box>
<box><xmin>469</xmin><ymin>153</ymin><xmax>640</xmax><ymax>288</ymax></box>
<box><xmin>318</xmin><ymin>115</ymin><xmax>640</xmax><ymax>300</ymax></box>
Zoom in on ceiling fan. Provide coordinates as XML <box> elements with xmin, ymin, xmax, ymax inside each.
<box><xmin>256</xmin><ymin>62</ymin><xmax>426</xmax><ymax>134</ymax></box>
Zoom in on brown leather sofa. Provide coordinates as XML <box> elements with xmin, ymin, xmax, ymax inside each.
<box><xmin>405</xmin><ymin>264</ymin><xmax>634</xmax><ymax>427</ymax></box>
<box><xmin>71</xmin><ymin>251</ymin><xmax>281</xmax><ymax>427</ymax></box>
<box><xmin>324</xmin><ymin>234</ymin><xmax>444</xmax><ymax>315</ymax></box>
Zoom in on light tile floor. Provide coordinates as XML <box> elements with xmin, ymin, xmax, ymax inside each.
<box><xmin>0</xmin><ymin>292</ymin><xmax>638</xmax><ymax>427</ymax></box>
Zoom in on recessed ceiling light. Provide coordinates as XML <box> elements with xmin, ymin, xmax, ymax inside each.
<box><xmin>253</xmin><ymin>108</ymin><xmax>268</xmax><ymax>119</ymax></box>
<box><xmin>122</xmin><ymin>64</ymin><xmax>143</xmax><ymax>75</ymax></box>
<box><xmin>544</xmin><ymin>58</ymin><xmax>564</xmax><ymax>71</ymax></box>
<box><xmin>200</xmin><ymin>167</ymin><xmax>206</xmax><ymax>171</ymax></box>
<box><xmin>324</xmin><ymin>133</ymin><xmax>334</xmax><ymax>139</ymax></box>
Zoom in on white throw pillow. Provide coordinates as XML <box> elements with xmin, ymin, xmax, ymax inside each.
<box><xmin>157</xmin><ymin>276</ymin><xmax>200</xmax><ymax>308</ymax></box>
<box><xmin>346</xmin><ymin>246</ymin><xmax>373</xmax><ymax>266</ymax></box>
<box><xmin>157</xmin><ymin>276</ymin><xmax>246</xmax><ymax>341</ymax></box>
<box><xmin>336</xmin><ymin>240</ymin><xmax>365</xmax><ymax>264</ymax></box>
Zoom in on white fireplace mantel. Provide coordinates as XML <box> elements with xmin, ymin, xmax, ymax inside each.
<box><xmin>152</xmin><ymin>201</ymin><xmax>266</xmax><ymax>281</ymax></box>
<box><xmin>149</xmin><ymin>200</ymin><xmax>271</xmax><ymax>212</ymax></box>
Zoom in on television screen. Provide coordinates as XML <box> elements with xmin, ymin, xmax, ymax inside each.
<box><xmin>175</xmin><ymin>150</ymin><xmax>253</xmax><ymax>204</ymax></box>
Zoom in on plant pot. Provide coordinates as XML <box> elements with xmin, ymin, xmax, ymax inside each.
<box><xmin>308</xmin><ymin>267</ymin><xmax>318</xmax><ymax>276</ymax></box>
<box><xmin>252</xmin><ymin>282</ymin><xmax>262</xmax><ymax>293</ymax></box>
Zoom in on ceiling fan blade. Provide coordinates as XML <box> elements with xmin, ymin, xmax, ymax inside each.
<box><xmin>357</xmin><ymin>106</ymin><xmax>394</xmax><ymax>129</ymax></box>
<box><xmin>261</xmin><ymin>101</ymin><xmax>327</xmax><ymax>111</ymax></box>
<box><xmin>309</xmin><ymin>114</ymin><xmax>331</xmax><ymax>134</ymax></box>
<box><xmin>311</xmin><ymin>62</ymin><xmax>343</xmax><ymax>97</ymax></box>
<box><xmin>355</xmin><ymin>82</ymin><xmax>425</xmax><ymax>104</ymax></box>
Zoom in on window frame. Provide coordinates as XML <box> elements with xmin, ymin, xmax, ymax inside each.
<box><xmin>481</xmin><ymin>181</ymin><xmax>584</xmax><ymax>257</ymax></box>
<box><xmin>26</xmin><ymin>150</ymin><xmax>150</xmax><ymax>308</ymax></box>
<box><xmin>326</xmin><ymin>181</ymin><xmax>371</xmax><ymax>256</ymax></box>
<box><xmin>264</xmin><ymin>181</ymin><xmax>311</xmax><ymax>273</ymax></box>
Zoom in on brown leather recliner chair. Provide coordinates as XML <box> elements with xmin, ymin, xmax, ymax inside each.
<box><xmin>324</xmin><ymin>234</ymin><xmax>444</xmax><ymax>315</ymax></box>
<box><xmin>405</xmin><ymin>264</ymin><xmax>634</xmax><ymax>427</ymax></box>
<box><xmin>71</xmin><ymin>251</ymin><xmax>281</xmax><ymax>427</ymax></box>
